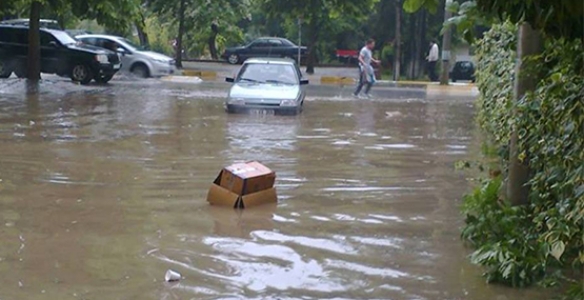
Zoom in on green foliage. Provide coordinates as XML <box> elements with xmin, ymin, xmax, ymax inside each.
<box><xmin>403</xmin><ymin>0</ymin><xmax>438</xmax><ymax>14</ymax></box>
<box><xmin>474</xmin><ymin>21</ymin><xmax>516</xmax><ymax>154</ymax></box>
<box><xmin>516</xmin><ymin>37</ymin><xmax>584</xmax><ymax>269</ymax></box>
<box><xmin>462</xmin><ymin>178</ymin><xmax>548</xmax><ymax>286</ymax></box>
<box><xmin>475</xmin><ymin>0</ymin><xmax>583</xmax><ymax>40</ymax></box>
<box><xmin>466</xmin><ymin>23</ymin><xmax>584</xmax><ymax>292</ymax></box>
<box><xmin>444</xmin><ymin>1</ymin><xmax>490</xmax><ymax>43</ymax></box>
<box><xmin>147</xmin><ymin>0</ymin><xmax>249</xmax><ymax>58</ymax></box>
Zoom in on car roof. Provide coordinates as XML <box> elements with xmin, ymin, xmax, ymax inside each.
<box><xmin>0</xmin><ymin>24</ymin><xmax>61</xmax><ymax>34</ymax></box>
<box><xmin>1</xmin><ymin>18</ymin><xmax>59</xmax><ymax>23</ymax></box>
<box><xmin>76</xmin><ymin>34</ymin><xmax>123</xmax><ymax>39</ymax></box>
<box><xmin>244</xmin><ymin>57</ymin><xmax>296</xmax><ymax>65</ymax></box>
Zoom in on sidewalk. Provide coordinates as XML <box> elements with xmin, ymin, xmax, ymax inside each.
<box><xmin>178</xmin><ymin>61</ymin><xmax>477</xmax><ymax>96</ymax></box>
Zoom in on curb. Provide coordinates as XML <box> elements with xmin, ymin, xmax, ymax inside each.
<box><xmin>182</xmin><ymin>70</ymin><xmax>217</xmax><ymax>78</ymax></box>
<box><xmin>320</xmin><ymin>76</ymin><xmax>355</xmax><ymax>85</ymax></box>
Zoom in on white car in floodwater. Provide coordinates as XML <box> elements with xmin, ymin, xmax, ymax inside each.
<box><xmin>76</xmin><ymin>34</ymin><xmax>176</xmax><ymax>78</ymax></box>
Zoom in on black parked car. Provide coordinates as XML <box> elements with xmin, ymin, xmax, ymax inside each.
<box><xmin>222</xmin><ymin>37</ymin><xmax>307</xmax><ymax>65</ymax></box>
<box><xmin>0</xmin><ymin>25</ymin><xmax>121</xmax><ymax>84</ymax></box>
<box><xmin>450</xmin><ymin>61</ymin><xmax>476</xmax><ymax>82</ymax></box>
<box><xmin>0</xmin><ymin>18</ymin><xmax>62</xmax><ymax>30</ymax></box>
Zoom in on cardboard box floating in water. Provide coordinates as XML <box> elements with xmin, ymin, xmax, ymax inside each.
<box><xmin>207</xmin><ymin>161</ymin><xmax>277</xmax><ymax>208</ymax></box>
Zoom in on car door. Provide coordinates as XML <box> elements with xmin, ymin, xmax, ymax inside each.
<box><xmin>245</xmin><ymin>40</ymin><xmax>270</xmax><ymax>59</ymax></box>
<box><xmin>267</xmin><ymin>39</ymin><xmax>285</xmax><ymax>57</ymax></box>
<box><xmin>39</xmin><ymin>31</ymin><xmax>60</xmax><ymax>73</ymax></box>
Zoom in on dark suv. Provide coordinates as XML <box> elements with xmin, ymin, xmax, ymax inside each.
<box><xmin>0</xmin><ymin>25</ymin><xmax>121</xmax><ymax>84</ymax></box>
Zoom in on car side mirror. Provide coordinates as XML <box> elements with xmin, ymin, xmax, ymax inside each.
<box><xmin>48</xmin><ymin>41</ymin><xmax>58</xmax><ymax>48</ymax></box>
<box><xmin>225</xmin><ymin>77</ymin><xmax>235</xmax><ymax>83</ymax></box>
<box><xmin>300</xmin><ymin>79</ymin><xmax>309</xmax><ymax>85</ymax></box>
<box><xmin>117</xmin><ymin>48</ymin><xmax>127</xmax><ymax>56</ymax></box>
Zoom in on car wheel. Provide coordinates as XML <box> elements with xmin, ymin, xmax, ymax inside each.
<box><xmin>13</xmin><ymin>62</ymin><xmax>26</xmax><ymax>78</ymax></box>
<box><xmin>71</xmin><ymin>64</ymin><xmax>93</xmax><ymax>84</ymax></box>
<box><xmin>227</xmin><ymin>54</ymin><xmax>239</xmax><ymax>65</ymax></box>
<box><xmin>131</xmin><ymin>64</ymin><xmax>149</xmax><ymax>78</ymax></box>
<box><xmin>0</xmin><ymin>60</ymin><xmax>12</xmax><ymax>78</ymax></box>
<box><xmin>95</xmin><ymin>74</ymin><xmax>114</xmax><ymax>84</ymax></box>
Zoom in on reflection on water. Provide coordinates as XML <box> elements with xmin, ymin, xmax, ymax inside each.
<box><xmin>0</xmin><ymin>84</ymin><xmax>554</xmax><ymax>299</ymax></box>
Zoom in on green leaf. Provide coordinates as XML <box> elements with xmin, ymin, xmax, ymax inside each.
<box><xmin>403</xmin><ymin>0</ymin><xmax>438</xmax><ymax>13</ymax></box>
<box><xmin>550</xmin><ymin>241</ymin><xmax>565</xmax><ymax>261</ymax></box>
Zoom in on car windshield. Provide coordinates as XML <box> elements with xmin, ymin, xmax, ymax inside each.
<box><xmin>119</xmin><ymin>38</ymin><xmax>147</xmax><ymax>51</ymax></box>
<box><xmin>237</xmin><ymin>63</ymin><xmax>298</xmax><ymax>85</ymax></box>
<box><xmin>52</xmin><ymin>31</ymin><xmax>77</xmax><ymax>45</ymax></box>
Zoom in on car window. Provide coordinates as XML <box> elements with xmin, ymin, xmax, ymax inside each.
<box><xmin>268</xmin><ymin>39</ymin><xmax>283</xmax><ymax>47</ymax></box>
<box><xmin>50</xmin><ymin>31</ymin><xmax>76</xmax><ymax>45</ymax></box>
<box><xmin>80</xmin><ymin>37</ymin><xmax>97</xmax><ymax>46</ymax></box>
<box><xmin>250</xmin><ymin>40</ymin><xmax>268</xmax><ymax>48</ymax></box>
<box><xmin>40</xmin><ymin>32</ymin><xmax>56</xmax><ymax>46</ymax></box>
<box><xmin>237</xmin><ymin>63</ymin><xmax>299</xmax><ymax>85</ymax></box>
<box><xmin>96</xmin><ymin>38</ymin><xmax>121</xmax><ymax>51</ymax></box>
<box><xmin>0</xmin><ymin>28</ymin><xmax>27</xmax><ymax>44</ymax></box>
<box><xmin>280</xmin><ymin>39</ymin><xmax>295</xmax><ymax>47</ymax></box>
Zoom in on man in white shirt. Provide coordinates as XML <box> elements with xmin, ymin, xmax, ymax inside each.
<box><xmin>353</xmin><ymin>39</ymin><xmax>380</xmax><ymax>98</ymax></box>
<box><xmin>426</xmin><ymin>40</ymin><xmax>439</xmax><ymax>81</ymax></box>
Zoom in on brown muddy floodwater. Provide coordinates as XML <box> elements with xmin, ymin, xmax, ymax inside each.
<box><xmin>0</xmin><ymin>80</ymin><xmax>553</xmax><ymax>299</ymax></box>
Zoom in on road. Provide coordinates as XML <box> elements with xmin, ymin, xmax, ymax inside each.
<box><xmin>0</xmin><ymin>76</ymin><xmax>549</xmax><ymax>299</ymax></box>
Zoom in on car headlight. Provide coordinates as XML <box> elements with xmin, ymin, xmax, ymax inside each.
<box><xmin>153</xmin><ymin>58</ymin><xmax>168</xmax><ymax>63</ymax></box>
<box><xmin>95</xmin><ymin>54</ymin><xmax>109</xmax><ymax>64</ymax></box>
<box><xmin>280</xmin><ymin>99</ymin><xmax>297</xmax><ymax>106</ymax></box>
<box><xmin>228</xmin><ymin>98</ymin><xmax>245</xmax><ymax>104</ymax></box>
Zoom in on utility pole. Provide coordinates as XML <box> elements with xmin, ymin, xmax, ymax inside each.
<box><xmin>440</xmin><ymin>0</ymin><xmax>452</xmax><ymax>85</ymax></box>
<box><xmin>297</xmin><ymin>18</ymin><xmax>302</xmax><ymax>65</ymax></box>
<box><xmin>393</xmin><ymin>0</ymin><xmax>401</xmax><ymax>81</ymax></box>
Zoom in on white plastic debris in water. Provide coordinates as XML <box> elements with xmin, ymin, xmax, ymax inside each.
<box><xmin>164</xmin><ymin>269</ymin><xmax>181</xmax><ymax>282</ymax></box>
<box><xmin>385</xmin><ymin>111</ymin><xmax>403</xmax><ymax>118</ymax></box>
<box><xmin>161</xmin><ymin>76</ymin><xmax>203</xmax><ymax>84</ymax></box>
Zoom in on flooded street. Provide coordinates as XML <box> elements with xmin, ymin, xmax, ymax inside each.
<box><xmin>0</xmin><ymin>79</ymin><xmax>550</xmax><ymax>299</ymax></box>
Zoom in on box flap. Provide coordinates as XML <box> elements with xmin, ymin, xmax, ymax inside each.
<box><xmin>213</xmin><ymin>171</ymin><xmax>223</xmax><ymax>185</ymax></box>
<box><xmin>225</xmin><ymin>161</ymin><xmax>274</xmax><ymax>179</ymax></box>
<box><xmin>207</xmin><ymin>184</ymin><xmax>241</xmax><ymax>208</ymax></box>
<box><xmin>241</xmin><ymin>188</ymin><xmax>277</xmax><ymax>208</ymax></box>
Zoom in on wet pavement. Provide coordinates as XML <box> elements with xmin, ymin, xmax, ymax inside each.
<box><xmin>0</xmin><ymin>77</ymin><xmax>552</xmax><ymax>299</ymax></box>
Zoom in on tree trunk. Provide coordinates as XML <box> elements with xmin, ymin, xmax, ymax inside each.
<box><xmin>208</xmin><ymin>34</ymin><xmax>218</xmax><ymax>59</ymax></box>
<box><xmin>305</xmin><ymin>18</ymin><xmax>318</xmax><ymax>74</ymax></box>
<box><xmin>507</xmin><ymin>22</ymin><xmax>542</xmax><ymax>206</ymax></box>
<box><xmin>440</xmin><ymin>0</ymin><xmax>452</xmax><ymax>85</ymax></box>
<box><xmin>135</xmin><ymin>12</ymin><xmax>149</xmax><ymax>47</ymax></box>
<box><xmin>175</xmin><ymin>0</ymin><xmax>186</xmax><ymax>68</ymax></box>
<box><xmin>208</xmin><ymin>22</ymin><xmax>218</xmax><ymax>60</ymax></box>
<box><xmin>393</xmin><ymin>0</ymin><xmax>401</xmax><ymax>81</ymax></box>
<box><xmin>27</xmin><ymin>1</ymin><xmax>41</xmax><ymax>81</ymax></box>
<box><xmin>415</xmin><ymin>9</ymin><xmax>427</xmax><ymax>78</ymax></box>
<box><xmin>407</xmin><ymin>12</ymin><xmax>416</xmax><ymax>79</ymax></box>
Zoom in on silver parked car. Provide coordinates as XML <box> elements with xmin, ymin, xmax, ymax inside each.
<box><xmin>76</xmin><ymin>34</ymin><xmax>176</xmax><ymax>78</ymax></box>
<box><xmin>225</xmin><ymin>58</ymin><xmax>309</xmax><ymax>115</ymax></box>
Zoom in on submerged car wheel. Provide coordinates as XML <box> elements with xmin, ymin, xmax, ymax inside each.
<box><xmin>95</xmin><ymin>74</ymin><xmax>114</xmax><ymax>84</ymax></box>
<box><xmin>0</xmin><ymin>60</ymin><xmax>12</xmax><ymax>78</ymax></box>
<box><xmin>13</xmin><ymin>62</ymin><xmax>27</xmax><ymax>78</ymax></box>
<box><xmin>227</xmin><ymin>54</ymin><xmax>240</xmax><ymax>64</ymax></box>
<box><xmin>71</xmin><ymin>64</ymin><xmax>93</xmax><ymax>84</ymax></box>
<box><xmin>131</xmin><ymin>64</ymin><xmax>149</xmax><ymax>78</ymax></box>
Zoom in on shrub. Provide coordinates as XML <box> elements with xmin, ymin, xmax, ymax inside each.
<box><xmin>464</xmin><ymin>22</ymin><xmax>583</xmax><ymax>294</ymax></box>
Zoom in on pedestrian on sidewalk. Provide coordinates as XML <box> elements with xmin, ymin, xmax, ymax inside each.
<box><xmin>354</xmin><ymin>39</ymin><xmax>380</xmax><ymax>98</ymax></box>
<box><xmin>426</xmin><ymin>40</ymin><xmax>439</xmax><ymax>82</ymax></box>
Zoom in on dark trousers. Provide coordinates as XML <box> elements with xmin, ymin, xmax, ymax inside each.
<box><xmin>428</xmin><ymin>61</ymin><xmax>438</xmax><ymax>81</ymax></box>
<box><xmin>354</xmin><ymin>68</ymin><xmax>372</xmax><ymax>95</ymax></box>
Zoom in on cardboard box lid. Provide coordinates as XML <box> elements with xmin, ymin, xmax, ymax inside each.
<box><xmin>224</xmin><ymin>161</ymin><xmax>274</xmax><ymax>180</ymax></box>
<box><xmin>218</xmin><ymin>161</ymin><xmax>276</xmax><ymax>196</ymax></box>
